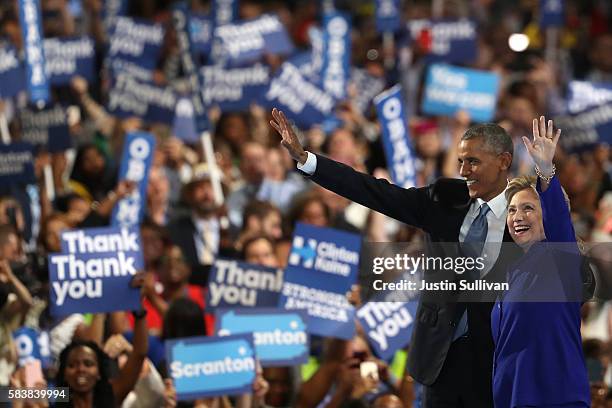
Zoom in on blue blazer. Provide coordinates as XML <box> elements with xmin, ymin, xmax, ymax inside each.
<box><xmin>491</xmin><ymin>176</ymin><xmax>590</xmax><ymax>408</ymax></box>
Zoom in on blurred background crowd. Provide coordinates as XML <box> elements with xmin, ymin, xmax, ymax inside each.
<box><xmin>0</xmin><ymin>0</ymin><xmax>611</xmax><ymax>407</ymax></box>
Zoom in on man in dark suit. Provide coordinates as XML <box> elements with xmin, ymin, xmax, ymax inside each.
<box><xmin>167</xmin><ymin>167</ymin><xmax>235</xmax><ymax>286</ymax></box>
<box><xmin>270</xmin><ymin>108</ymin><xmax>516</xmax><ymax>407</ymax></box>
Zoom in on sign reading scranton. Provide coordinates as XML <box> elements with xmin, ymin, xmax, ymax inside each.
<box><xmin>167</xmin><ymin>334</ymin><xmax>256</xmax><ymax>400</ymax></box>
<box><xmin>216</xmin><ymin>309</ymin><xmax>309</xmax><ymax>366</ymax></box>
<box><xmin>288</xmin><ymin>223</ymin><xmax>360</xmax><ymax>280</ymax></box>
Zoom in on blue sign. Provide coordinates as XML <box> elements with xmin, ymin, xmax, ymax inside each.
<box><xmin>0</xmin><ymin>44</ymin><xmax>26</xmax><ymax>98</ymax></box>
<box><xmin>172</xmin><ymin>2</ymin><xmax>209</xmax><ymax>133</ymax></box>
<box><xmin>107</xmin><ymin>74</ymin><xmax>177</xmax><ymax>125</ymax></box>
<box><xmin>264</xmin><ymin>62</ymin><xmax>336</xmax><ymax>128</ymax></box>
<box><xmin>375</xmin><ymin>85</ymin><xmax>417</xmax><ymax>188</ymax></box>
<box><xmin>213</xmin><ymin>0</ymin><xmax>238</xmax><ymax>27</ymax></box>
<box><xmin>567</xmin><ymin>81</ymin><xmax>612</xmax><ymax>114</ymax></box>
<box><xmin>18</xmin><ymin>0</ymin><xmax>49</xmax><ymax>104</ymax></box>
<box><xmin>111</xmin><ymin>132</ymin><xmax>156</xmax><ymax>227</ymax></box>
<box><xmin>215</xmin><ymin>309</ymin><xmax>309</xmax><ymax>367</ymax></box>
<box><xmin>351</xmin><ymin>68</ymin><xmax>386</xmax><ymax>114</ymax></box>
<box><xmin>287</xmin><ymin>223</ymin><xmax>361</xmax><ymax>281</ymax></box>
<box><xmin>108</xmin><ymin>17</ymin><xmax>164</xmax><ymax>71</ymax></box>
<box><xmin>540</xmin><ymin>0</ymin><xmax>564</xmax><ymax>27</ymax></box>
<box><xmin>356</xmin><ymin>302</ymin><xmax>418</xmax><ymax>360</ymax></box>
<box><xmin>406</xmin><ymin>19</ymin><xmax>477</xmax><ymax>64</ymax></box>
<box><xmin>293</xmin><ymin>27</ymin><xmax>324</xmax><ymax>81</ymax></box>
<box><xmin>172</xmin><ymin>98</ymin><xmax>200</xmax><ymax>143</ymax></box>
<box><xmin>13</xmin><ymin>327</ymin><xmax>41</xmax><ymax>366</ymax></box>
<box><xmin>13</xmin><ymin>327</ymin><xmax>52</xmax><ymax>368</ymax></box>
<box><xmin>422</xmin><ymin>64</ymin><xmax>500</xmax><ymax>122</ymax></box>
<box><xmin>103</xmin><ymin>0</ymin><xmax>128</xmax><ymax>32</ymax></box>
<box><xmin>201</xmin><ymin>63</ymin><xmax>270</xmax><ymax>111</ymax></box>
<box><xmin>279</xmin><ymin>267</ymin><xmax>356</xmax><ymax>340</ymax></box>
<box><xmin>375</xmin><ymin>0</ymin><xmax>401</xmax><ymax>33</ymax></box>
<box><xmin>0</xmin><ymin>143</ymin><xmax>35</xmax><ymax>186</ymax></box>
<box><xmin>215</xmin><ymin>14</ymin><xmax>294</xmax><ymax>65</ymax></box>
<box><xmin>320</xmin><ymin>12</ymin><xmax>351</xmax><ymax>100</ymax></box>
<box><xmin>190</xmin><ymin>14</ymin><xmax>213</xmax><ymax>58</ymax></box>
<box><xmin>280</xmin><ymin>223</ymin><xmax>360</xmax><ymax>340</ymax></box>
<box><xmin>207</xmin><ymin>259</ymin><xmax>283</xmax><ymax>309</ymax></box>
<box><xmin>19</xmin><ymin>105</ymin><xmax>72</xmax><ymax>152</ymax></box>
<box><xmin>44</xmin><ymin>36</ymin><xmax>95</xmax><ymax>85</ymax></box>
<box><xmin>554</xmin><ymin>81</ymin><xmax>612</xmax><ymax>151</ymax></box>
<box><xmin>49</xmin><ymin>226</ymin><xmax>143</xmax><ymax>316</ymax></box>
<box><xmin>166</xmin><ymin>334</ymin><xmax>256</xmax><ymax>399</ymax></box>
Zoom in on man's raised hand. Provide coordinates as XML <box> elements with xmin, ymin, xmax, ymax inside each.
<box><xmin>270</xmin><ymin>108</ymin><xmax>308</xmax><ymax>165</ymax></box>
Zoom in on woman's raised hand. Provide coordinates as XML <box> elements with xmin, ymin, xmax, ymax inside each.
<box><xmin>522</xmin><ymin>116</ymin><xmax>560</xmax><ymax>175</ymax></box>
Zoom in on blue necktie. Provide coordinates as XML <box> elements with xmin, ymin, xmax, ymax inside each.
<box><xmin>453</xmin><ymin>203</ymin><xmax>491</xmax><ymax>341</ymax></box>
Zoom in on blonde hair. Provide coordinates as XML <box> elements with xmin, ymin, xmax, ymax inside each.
<box><xmin>505</xmin><ymin>175</ymin><xmax>582</xmax><ymax>251</ymax></box>
<box><xmin>505</xmin><ymin>175</ymin><xmax>571</xmax><ymax>211</ymax></box>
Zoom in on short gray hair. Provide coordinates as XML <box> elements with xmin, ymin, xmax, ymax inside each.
<box><xmin>461</xmin><ymin>123</ymin><xmax>514</xmax><ymax>157</ymax></box>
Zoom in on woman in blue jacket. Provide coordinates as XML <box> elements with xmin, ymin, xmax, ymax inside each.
<box><xmin>491</xmin><ymin>116</ymin><xmax>590</xmax><ymax>408</ymax></box>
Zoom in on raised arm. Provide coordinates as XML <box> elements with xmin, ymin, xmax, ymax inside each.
<box><xmin>270</xmin><ymin>108</ymin><xmax>433</xmax><ymax>230</ymax></box>
<box><xmin>523</xmin><ymin>116</ymin><xmax>575</xmax><ymax>243</ymax></box>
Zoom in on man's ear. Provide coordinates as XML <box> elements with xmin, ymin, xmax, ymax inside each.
<box><xmin>499</xmin><ymin>152</ymin><xmax>513</xmax><ymax>170</ymax></box>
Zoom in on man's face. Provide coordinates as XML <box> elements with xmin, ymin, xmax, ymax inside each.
<box><xmin>189</xmin><ymin>180</ymin><xmax>216</xmax><ymax>216</ymax></box>
<box><xmin>458</xmin><ymin>138</ymin><xmax>509</xmax><ymax>201</ymax></box>
<box><xmin>241</xmin><ymin>145</ymin><xmax>267</xmax><ymax>184</ymax></box>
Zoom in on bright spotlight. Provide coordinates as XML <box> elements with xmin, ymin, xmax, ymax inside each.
<box><xmin>508</xmin><ymin>33</ymin><xmax>530</xmax><ymax>52</ymax></box>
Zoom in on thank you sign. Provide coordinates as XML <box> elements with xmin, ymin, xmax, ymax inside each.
<box><xmin>207</xmin><ymin>259</ymin><xmax>283</xmax><ymax>308</ymax></box>
<box><xmin>48</xmin><ymin>226</ymin><xmax>143</xmax><ymax>316</ymax></box>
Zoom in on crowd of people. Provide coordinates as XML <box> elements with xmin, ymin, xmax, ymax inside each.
<box><xmin>0</xmin><ymin>0</ymin><xmax>611</xmax><ymax>407</ymax></box>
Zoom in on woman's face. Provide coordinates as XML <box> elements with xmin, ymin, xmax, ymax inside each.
<box><xmin>81</xmin><ymin>147</ymin><xmax>105</xmax><ymax>177</ymax></box>
<box><xmin>245</xmin><ymin>238</ymin><xmax>278</xmax><ymax>267</ymax></box>
<box><xmin>507</xmin><ymin>188</ymin><xmax>545</xmax><ymax>249</ymax></box>
<box><xmin>64</xmin><ymin>346</ymin><xmax>100</xmax><ymax>394</ymax></box>
<box><xmin>300</xmin><ymin>201</ymin><xmax>328</xmax><ymax>227</ymax></box>
<box><xmin>45</xmin><ymin>218</ymin><xmax>70</xmax><ymax>252</ymax></box>
<box><xmin>160</xmin><ymin>246</ymin><xmax>190</xmax><ymax>285</ymax></box>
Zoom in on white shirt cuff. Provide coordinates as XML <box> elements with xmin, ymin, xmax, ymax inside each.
<box><xmin>296</xmin><ymin>151</ymin><xmax>317</xmax><ymax>175</ymax></box>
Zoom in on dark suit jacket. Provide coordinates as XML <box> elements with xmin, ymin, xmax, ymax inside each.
<box><xmin>309</xmin><ymin>154</ymin><xmax>521</xmax><ymax>389</ymax></box>
<box><xmin>166</xmin><ymin>215</ymin><xmax>237</xmax><ymax>287</ymax></box>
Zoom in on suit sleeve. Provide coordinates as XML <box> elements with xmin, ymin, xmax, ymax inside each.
<box><xmin>537</xmin><ymin>176</ymin><xmax>576</xmax><ymax>243</ymax></box>
<box><xmin>310</xmin><ymin>154</ymin><xmax>433</xmax><ymax>231</ymax></box>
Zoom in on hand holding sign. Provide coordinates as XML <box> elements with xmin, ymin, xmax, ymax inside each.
<box><xmin>270</xmin><ymin>108</ymin><xmax>307</xmax><ymax>165</ymax></box>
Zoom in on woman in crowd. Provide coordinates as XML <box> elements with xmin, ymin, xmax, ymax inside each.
<box><xmin>492</xmin><ymin>116</ymin><xmax>590</xmax><ymax>407</ymax></box>
<box><xmin>55</xmin><ymin>303</ymin><xmax>148</xmax><ymax>407</ymax></box>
